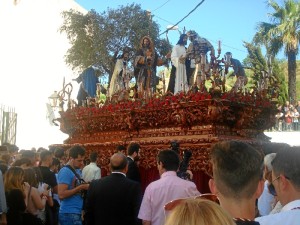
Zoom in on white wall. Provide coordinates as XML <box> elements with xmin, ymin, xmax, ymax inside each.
<box><xmin>0</xmin><ymin>0</ymin><xmax>85</xmax><ymax>149</ymax></box>
<box><xmin>265</xmin><ymin>132</ymin><xmax>300</xmax><ymax>147</ymax></box>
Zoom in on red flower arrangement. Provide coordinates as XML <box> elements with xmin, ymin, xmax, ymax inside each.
<box><xmin>63</xmin><ymin>91</ymin><xmax>273</xmax><ymax>118</ymax></box>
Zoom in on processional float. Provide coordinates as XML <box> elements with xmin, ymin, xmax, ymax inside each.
<box><xmin>50</xmin><ymin>38</ymin><xmax>279</xmax><ymax>192</ymax></box>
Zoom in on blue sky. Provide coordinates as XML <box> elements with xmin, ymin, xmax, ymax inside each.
<box><xmin>75</xmin><ymin>0</ymin><xmax>283</xmax><ymax>61</ymax></box>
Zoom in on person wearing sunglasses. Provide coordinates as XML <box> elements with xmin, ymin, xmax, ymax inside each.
<box><xmin>267</xmin><ymin>176</ymin><xmax>282</xmax><ymax>214</ymax></box>
<box><xmin>209</xmin><ymin>141</ymin><xmax>264</xmax><ymax>225</ymax></box>
<box><xmin>255</xmin><ymin>147</ymin><xmax>300</xmax><ymax>225</ymax></box>
<box><xmin>264</xmin><ymin>153</ymin><xmax>283</xmax><ymax>215</ymax></box>
<box><xmin>257</xmin><ymin>153</ymin><xmax>281</xmax><ymax>216</ymax></box>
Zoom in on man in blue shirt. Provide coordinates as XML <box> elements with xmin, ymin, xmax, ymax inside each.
<box><xmin>58</xmin><ymin>146</ymin><xmax>89</xmax><ymax>225</ymax></box>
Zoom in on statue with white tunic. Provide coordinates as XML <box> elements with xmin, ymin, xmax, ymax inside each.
<box><xmin>109</xmin><ymin>48</ymin><xmax>133</xmax><ymax>98</ymax></box>
<box><xmin>171</xmin><ymin>34</ymin><xmax>189</xmax><ymax>94</ymax></box>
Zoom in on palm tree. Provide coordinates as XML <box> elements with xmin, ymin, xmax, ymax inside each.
<box><xmin>253</xmin><ymin>0</ymin><xmax>300</xmax><ymax>103</ymax></box>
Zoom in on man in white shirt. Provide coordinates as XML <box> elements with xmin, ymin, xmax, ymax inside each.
<box><xmin>255</xmin><ymin>147</ymin><xmax>300</xmax><ymax>225</ymax></box>
<box><xmin>82</xmin><ymin>152</ymin><xmax>101</xmax><ymax>183</ymax></box>
<box><xmin>258</xmin><ymin>153</ymin><xmax>277</xmax><ymax>216</ymax></box>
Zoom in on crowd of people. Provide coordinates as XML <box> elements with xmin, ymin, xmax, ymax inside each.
<box><xmin>273</xmin><ymin>100</ymin><xmax>300</xmax><ymax>132</ymax></box>
<box><xmin>0</xmin><ymin>140</ymin><xmax>299</xmax><ymax>225</ymax></box>
<box><xmin>0</xmin><ymin>144</ymin><xmax>65</xmax><ymax>225</ymax></box>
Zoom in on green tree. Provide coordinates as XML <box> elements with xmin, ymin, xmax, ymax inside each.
<box><xmin>244</xmin><ymin>42</ymin><xmax>288</xmax><ymax>104</ymax></box>
<box><xmin>253</xmin><ymin>0</ymin><xmax>300</xmax><ymax>103</ymax></box>
<box><xmin>60</xmin><ymin>4</ymin><xmax>172</xmax><ymax>83</ymax></box>
<box><xmin>243</xmin><ymin>41</ymin><xmax>268</xmax><ymax>74</ymax></box>
<box><xmin>273</xmin><ymin>60</ymin><xmax>289</xmax><ymax>104</ymax></box>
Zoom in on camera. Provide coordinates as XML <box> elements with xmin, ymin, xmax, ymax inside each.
<box><xmin>170</xmin><ymin>140</ymin><xmax>180</xmax><ymax>154</ymax></box>
<box><xmin>170</xmin><ymin>141</ymin><xmax>192</xmax><ymax>181</ymax></box>
<box><xmin>177</xmin><ymin>150</ymin><xmax>192</xmax><ymax>180</ymax></box>
<box><xmin>75</xmin><ymin>178</ymin><xmax>88</xmax><ymax>199</ymax></box>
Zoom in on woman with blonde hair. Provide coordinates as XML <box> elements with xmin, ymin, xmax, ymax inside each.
<box><xmin>4</xmin><ymin>166</ymin><xmax>26</xmax><ymax>225</ymax></box>
<box><xmin>165</xmin><ymin>198</ymin><xmax>235</xmax><ymax>225</ymax></box>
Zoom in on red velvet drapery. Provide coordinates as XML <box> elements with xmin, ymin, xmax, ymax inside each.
<box><xmin>101</xmin><ymin>166</ymin><xmax>211</xmax><ymax>193</ymax></box>
<box><xmin>140</xmin><ymin>167</ymin><xmax>211</xmax><ymax>193</ymax></box>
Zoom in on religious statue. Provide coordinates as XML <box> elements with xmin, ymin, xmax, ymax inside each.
<box><xmin>169</xmin><ymin>34</ymin><xmax>189</xmax><ymax>94</ymax></box>
<box><xmin>134</xmin><ymin>36</ymin><xmax>163</xmax><ymax>99</ymax></box>
<box><xmin>109</xmin><ymin>48</ymin><xmax>133</xmax><ymax>99</ymax></box>
<box><xmin>186</xmin><ymin>30</ymin><xmax>215</xmax><ymax>92</ymax></box>
<box><xmin>224</xmin><ymin>52</ymin><xmax>248</xmax><ymax>92</ymax></box>
<box><xmin>74</xmin><ymin>67</ymin><xmax>100</xmax><ymax>106</ymax></box>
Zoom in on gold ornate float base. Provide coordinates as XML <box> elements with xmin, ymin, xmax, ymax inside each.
<box><xmin>51</xmin><ymin>94</ymin><xmax>276</xmax><ymax>192</ymax></box>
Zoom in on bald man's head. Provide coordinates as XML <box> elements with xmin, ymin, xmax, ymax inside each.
<box><xmin>110</xmin><ymin>153</ymin><xmax>128</xmax><ymax>172</ymax></box>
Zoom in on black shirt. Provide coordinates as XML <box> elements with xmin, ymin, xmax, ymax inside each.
<box><xmin>126</xmin><ymin>157</ymin><xmax>141</xmax><ymax>183</ymax></box>
<box><xmin>39</xmin><ymin>166</ymin><xmax>57</xmax><ymax>189</ymax></box>
<box><xmin>235</xmin><ymin>220</ymin><xmax>260</xmax><ymax>225</ymax></box>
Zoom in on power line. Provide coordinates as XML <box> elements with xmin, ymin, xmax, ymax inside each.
<box><xmin>159</xmin><ymin>0</ymin><xmax>206</xmax><ymax>36</ymax></box>
<box><xmin>221</xmin><ymin>42</ymin><xmax>247</xmax><ymax>53</ymax></box>
<box><xmin>152</xmin><ymin>0</ymin><xmax>171</xmax><ymax>12</ymax></box>
<box><xmin>204</xmin><ymin>38</ymin><xmax>247</xmax><ymax>54</ymax></box>
<box><xmin>154</xmin><ymin>14</ymin><xmax>183</xmax><ymax>31</ymax></box>
<box><xmin>154</xmin><ymin>15</ymin><xmax>174</xmax><ymax>26</ymax></box>
<box><xmin>155</xmin><ymin>19</ymin><xmax>247</xmax><ymax>55</ymax></box>
<box><xmin>151</xmin><ymin>0</ymin><xmax>247</xmax><ymax>54</ymax></box>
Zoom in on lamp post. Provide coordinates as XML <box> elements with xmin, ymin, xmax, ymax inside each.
<box><xmin>47</xmin><ymin>91</ymin><xmax>61</xmax><ymax>126</ymax></box>
<box><xmin>146</xmin><ymin>10</ymin><xmax>152</xmax><ymax>36</ymax></box>
<box><xmin>166</xmin><ymin>24</ymin><xmax>182</xmax><ymax>44</ymax></box>
<box><xmin>48</xmin><ymin>91</ymin><xmax>60</xmax><ymax>109</ymax></box>
<box><xmin>166</xmin><ymin>25</ymin><xmax>179</xmax><ymax>31</ymax></box>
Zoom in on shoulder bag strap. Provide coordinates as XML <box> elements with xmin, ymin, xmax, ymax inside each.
<box><xmin>65</xmin><ymin>165</ymin><xmax>85</xmax><ymax>183</ymax></box>
<box><xmin>26</xmin><ymin>185</ymin><xmax>32</xmax><ymax>211</ymax></box>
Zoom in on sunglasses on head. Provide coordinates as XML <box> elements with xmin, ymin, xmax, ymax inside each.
<box><xmin>195</xmin><ymin>193</ymin><xmax>220</xmax><ymax>204</ymax></box>
<box><xmin>164</xmin><ymin>194</ymin><xmax>219</xmax><ymax>211</ymax></box>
